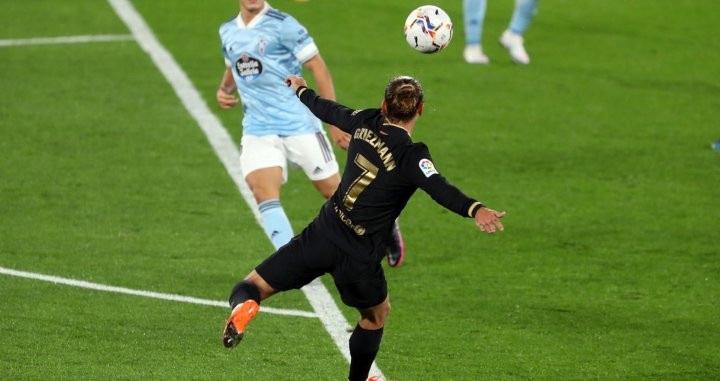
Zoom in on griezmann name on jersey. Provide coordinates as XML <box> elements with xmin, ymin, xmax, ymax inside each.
<box><xmin>296</xmin><ymin>87</ymin><xmax>482</xmax><ymax>260</ymax></box>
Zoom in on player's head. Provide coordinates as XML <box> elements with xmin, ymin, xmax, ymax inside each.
<box><xmin>382</xmin><ymin>76</ymin><xmax>424</xmax><ymax>123</ymax></box>
<box><xmin>240</xmin><ymin>0</ymin><xmax>265</xmax><ymax>13</ymax></box>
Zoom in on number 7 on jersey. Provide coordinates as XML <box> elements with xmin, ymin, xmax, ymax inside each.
<box><xmin>342</xmin><ymin>154</ymin><xmax>379</xmax><ymax>211</ymax></box>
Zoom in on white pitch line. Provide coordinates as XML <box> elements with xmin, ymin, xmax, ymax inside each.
<box><xmin>0</xmin><ymin>266</ymin><xmax>317</xmax><ymax>318</ymax></box>
<box><xmin>0</xmin><ymin>34</ymin><xmax>134</xmax><ymax>47</ymax></box>
<box><xmin>106</xmin><ymin>0</ymin><xmax>383</xmax><ymax>377</ymax></box>
<box><xmin>106</xmin><ymin>0</ymin><xmax>261</xmax><ymax>225</ymax></box>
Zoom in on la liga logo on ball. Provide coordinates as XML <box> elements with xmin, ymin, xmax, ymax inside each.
<box><xmin>404</xmin><ymin>5</ymin><xmax>453</xmax><ymax>53</ymax></box>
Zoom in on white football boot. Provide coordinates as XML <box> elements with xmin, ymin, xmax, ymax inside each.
<box><xmin>463</xmin><ymin>44</ymin><xmax>490</xmax><ymax>64</ymax></box>
<box><xmin>499</xmin><ymin>29</ymin><xmax>530</xmax><ymax>64</ymax></box>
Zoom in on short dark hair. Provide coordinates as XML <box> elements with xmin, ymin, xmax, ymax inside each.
<box><xmin>384</xmin><ymin>76</ymin><xmax>424</xmax><ymax>122</ymax></box>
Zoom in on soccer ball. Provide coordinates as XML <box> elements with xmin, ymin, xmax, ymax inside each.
<box><xmin>403</xmin><ymin>5</ymin><xmax>454</xmax><ymax>54</ymax></box>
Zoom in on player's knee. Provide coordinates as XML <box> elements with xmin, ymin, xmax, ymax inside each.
<box><xmin>245</xmin><ymin>170</ymin><xmax>282</xmax><ymax>202</ymax></box>
<box><xmin>380</xmin><ymin>300</ymin><xmax>391</xmax><ymax>322</ymax></box>
<box><xmin>249</xmin><ymin>185</ymin><xmax>280</xmax><ymax>203</ymax></box>
<box><xmin>319</xmin><ymin>186</ymin><xmax>335</xmax><ymax>199</ymax></box>
<box><xmin>313</xmin><ymin>175</ymin><xmax>339</xmax><ymax>199</ymax></box>
<box><xmin>361</xmin><ymin>300</ymin><xmax>390</xmax><ymax>329</ymax></box>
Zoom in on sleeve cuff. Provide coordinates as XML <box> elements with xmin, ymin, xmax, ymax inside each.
<box><xmin>296</xmin><ymin>86</ymin><xmax>308</xmax><ymax>97</ymax></box>
<box><xmin>468</xmin><ymin>201</ymin><xmax>484</xmax><ymax>217</ymax></box>
<box><xmin>295</xmin><ymin>42</ymin><xmax>319</xmax><ymax>63</ymax></box>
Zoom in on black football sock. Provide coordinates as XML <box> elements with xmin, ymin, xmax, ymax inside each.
<box><xmin>348</xmin><ymin>324</ymin><xmax>384</xmax><ymax>381</ymax></box>
<box><xmin>228</xmin><ymin>280</ymin><xmax>261</xmax><ymax>309</ymax></box>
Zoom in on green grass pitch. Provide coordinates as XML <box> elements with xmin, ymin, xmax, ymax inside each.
<box><xmin>1</xmin><ymin>0</ymin><xmax>719</xmax><ymax>379</ymax></box>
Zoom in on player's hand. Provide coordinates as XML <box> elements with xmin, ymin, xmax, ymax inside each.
<box><xmin>285</xmin><ymin>75</ymin><xmax>308</xmax><ymax>92</ymax></box>
<box><xmin>474</xmin><ymin>207</ymin><xmax>506</xmax><ymax>234</ymax></box>
<box><xmin>329</xmin><ymin>125</ymin><xmax>350</xmax><ymax>150</ymax></box>
<box><xmin>216</xmin><ymin>87</ymin><xmax>239</xmax><ymax>109</ymax></box>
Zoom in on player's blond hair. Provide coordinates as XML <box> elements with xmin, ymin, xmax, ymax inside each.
<box><xmin>384</xmin><ymin>76</ymin><xmax>424</xmax><ymax>122</ymax></box>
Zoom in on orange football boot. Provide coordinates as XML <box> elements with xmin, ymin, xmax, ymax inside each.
<box><xmin>222</xmin><ymin>300</ymin><xmax>259</xmax><ymax>348</ymax></box>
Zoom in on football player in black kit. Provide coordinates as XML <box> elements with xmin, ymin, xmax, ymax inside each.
<box><xmin>222</xmin><ymin>75</ymin><xmax>506</xmax><ymax>381</ymax></box>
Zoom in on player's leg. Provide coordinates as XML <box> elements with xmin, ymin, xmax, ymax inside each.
<box><xmin>223</xmin><ymin>225</ymin><xmax>332</xmax><ymax>348</ymax></box>
<box><xmin>241</xmin><ymin>135</ymin><xmax>294</xmax><ymax>249</ymax></box>
<box><xmin>245</xmin><ymin>167</ymin><xmax>294</xmax><ymax>249</ymax></box>
<box><xmin>312</xmin><ymin>175</ymin><xmax>340</xmax><ymax>199</ymax></box>
<box><xmin>332</xmin><ymin>256</ymin><xmax>389</xmax><ymax>381</ymax></box>
<box><xmin>509</xmin><ymin>0</ymin><xmax>538</xmax><ymax>35</ymax></box>
<box><xmin>500</xmin><ymin>0</ymin><xmax>538</xmax><ymax>64</ymax></box>
<box><xmin>230</xmin><ymin>270</ymin><xmax>277</xmax><ymax>307</ymax></box>
<box><xmin>222</xmin><ymin>270</ymin><xmax>276</xmax><ymax>348</ymax></box>
<box><xmin>463</xmin><ymin>0</ymin><xmax>490</xmax><ymax>64</ymax></box>
<box><xmin>349</xmin><ymin>297</ymin><xmax>390</xmax><ymax>381</ymax></box>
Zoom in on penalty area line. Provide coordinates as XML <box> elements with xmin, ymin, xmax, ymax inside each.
<box><xmin>0</xmin><ymin>34</ymin><xmax>134</xmax><ymax>47</ymax></box>
<box><xmin>0</xmin><ymin>266</ymin><xmax>317</xmax><ymax>319</ymax></box>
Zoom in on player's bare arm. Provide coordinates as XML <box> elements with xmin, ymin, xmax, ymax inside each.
<box><xmin>216</xmin><ymin>67</ymin><xmax>239</xmax><ymax>109</ymax></box>
<box><xmin>302</xmin><ymin>54</ymin><xmax>351</xmax><ymax>149</ymax></box>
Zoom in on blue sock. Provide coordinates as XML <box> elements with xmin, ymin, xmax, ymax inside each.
<box><xmin>258</xmin><ymin>199</ymin><xmax>294</xmax><ymax>250</ymax></box>
<box><xmin>509</xmin><ymin>0</ymin><xmax>539</xmax><ymax>35</ymax></box>
<box><xmin>463</xmin><ymin>0</ymin><xmax>487</xmax><ymax>45</ymax></box>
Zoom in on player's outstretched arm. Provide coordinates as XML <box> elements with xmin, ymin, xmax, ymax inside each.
<box><xmin>216</xmin><ymin>68</ymin><xmax>239</xmax><ymax>109</ymax></box>
<box><xmin>407</xmin><ymin>145</ymin><xmax>506</xmax><ymax>234</ymax></box>
<box><xmin>420</xmin><ymin>174</ymin><xmax>506</xmax><ymax>234</ymax></box>
<box><xmin>474</xmin><ymin>207</ymin><xmax>506</xmax><ymax>234</ymax></box>
<box><xmin>302</xmin><ymin>54</ymin><xmax>350</xmax><ymax>149</ymax></box>
<box><xmin>285</xmin><ymin>75</ymin><xmax>359</xmax><ymax>134</ymax></box>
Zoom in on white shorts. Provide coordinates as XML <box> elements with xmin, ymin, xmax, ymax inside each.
<box><xmin>240</xmin><ymin>131</ymin><xmax>339</xmax><ymax>183</ymax></box>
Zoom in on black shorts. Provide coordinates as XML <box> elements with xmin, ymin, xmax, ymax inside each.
<box><xmin>255</xmin><ymin>222</ymin><xmax>387</xmax><ymax>309</ymax></box>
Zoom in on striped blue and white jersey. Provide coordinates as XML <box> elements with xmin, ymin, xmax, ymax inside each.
<box><xmin>219</xmin><ymin>3</ymin><xmax>322</xmax><ymax>136</ymax></box>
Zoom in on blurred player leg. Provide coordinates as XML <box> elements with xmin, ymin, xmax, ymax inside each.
<box><xmin>500</xmin><ymin>0</ymin><xmax>538</xmax><ymax>64</ymax></box>
<box><xmin>509</xmin><ymin>0</ymin><xmax>538</xmax><ymax>35</ymax></box>
<box><xmin>463</xmin><ymin>0</ymin><xmax>490</xmax><ymax>64</ymax></box>
<box><xmin>385</xmin><ymin>219</ymin><xmax>405</xmax><ymax>267</ymax></box>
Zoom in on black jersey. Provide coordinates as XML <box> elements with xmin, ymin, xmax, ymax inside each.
<box><xmin>297</xmin><ymin>87</ymin><xmax>484</xmax><ymax>259</ymax></box>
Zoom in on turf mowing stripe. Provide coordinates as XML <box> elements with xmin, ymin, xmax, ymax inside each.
<box><xmin>0</xmin><ymin>34</ymin><xmax>134</xmax><ymax>47</ymax></box>
<box><xmin>0</xmin><ymin>266</ymin><xmax>317</xmax><ymax>318</ymax></box>
<box><xmin>106</xmin><ymin>0</ymin><xmax>384</xmax><ymax>377</ymax></box>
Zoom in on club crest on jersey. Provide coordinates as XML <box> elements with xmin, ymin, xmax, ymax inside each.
<box><xmin>419</xmin><ymin>158</ymin><xmax>438</xmax><ymax>177</ymax></box>
<box><xmin>235</xmin><ymin>53</ymin><xmax>263</xmax><ymax>81</ymax></box>
<box><xmin>257</xmin><ymin>38</ymin><xmax>266</xmax><ymax>56</ymax></box>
